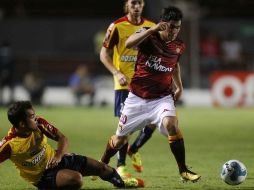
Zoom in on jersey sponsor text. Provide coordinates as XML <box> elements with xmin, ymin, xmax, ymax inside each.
<box><xmin>121</xmin><ymin>55</ymin><xmax>137</xmax><ymax>62</ymax></box>
<box><xmin>145</xmin><ymin>55</ymin><xmax>172</xmax><ymax>72</ymax></box>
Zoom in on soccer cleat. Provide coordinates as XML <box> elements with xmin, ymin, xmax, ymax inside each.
<box><xmin>123</xmin><ymin>177</ymin><xmax>145</xmax><ymax>188</ymax></box>
<box><xmin>180</xmin><ymin>169</ymin><xmax>201</xmax><ymax>183</ymax></box>
<box><xmin>128</xmin><ymin>150</ymin><xmax>144</xmax><ymax>173</ymax></box>
<box><xmin>117</xmin><ymin>165</ymin><xmax>132</xmax><ymax>178</ymax></box>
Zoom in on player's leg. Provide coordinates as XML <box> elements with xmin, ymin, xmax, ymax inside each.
<box><xmin>107</xmin><ymin>91</ymin><xmax>148</xmax><ymax>176</ymax></box>
<box><xmin>55</xmin><ymin>161</ymin><xmax>124</xmax><ymax>189</ymax></box>
<box><xmin>101</xmin><ymin>135</ymin><xmax>128</xmax><ymax>164</ymax></box>
<box><xmin>53</xmin><ymin>154</ymin><xmax>125</xmax><ymax>189</ymax></box>
<box><xmin>163</xmin><ymin>116</ymin><xmax>186</xmax><ymax>172</ymax></box>
<box><xmin>35</xmin><ymin>154</ymin><xmax>86</xmax><ymax>189</ymax></box>
<box><xmin>56</xmin><ymin>169</ymin><xmax>83</xmax><ymax>189</ymax></box>
<box><xmin>114</xmin><ymin>92</ymin><xmax>151</xmax><ymax>187</ymax></box>
<box><xmin>115</xmin><ymin>90</ymin><xmax>131</xmax><ymax>177</ymax></box>
<box><xmin>152</xmin><ymin>95</ymin><xmax>200</xmax><ymax>182</ymax></box>
<box><xmin>36</xmin><ymin>169</ymin><xmax>83</xmax><ymax>190</ymax></box>
<box><xmin>163</xmin><ymin>116</ymin><xmax>200</xmax><ymax>182</ymax></box>
<box><xmin>117</xmin><ymin>143</ymin><xmax>131</xmax><ymax>177</ymax></box>
<box><xmin>109</xmin><ymin>92</ymin><xmax>147</xmax><ymax>178</ymax></box>
<box><xmin>100</xmin><ymin>135</ymin><xmax>146</xmax><ymax>187</ymax></box>
<box><xmin>128</xmin><ymin>124</ymin><xmax>156</xmax><ymax>154</ymax></box>
<box><xmin>127</xmin><ymin>124</ymin><xmax>156</xmax><ymax>172</ymax></box>
<box><xmin>83</xmin><ymin>157</ymin><xmax>144</xmax><ymax>188</ymax></box>
<box><xmin>81</xmin><ymin>156</ymin><xmax>125</xmax><ymax>187</ymax></box>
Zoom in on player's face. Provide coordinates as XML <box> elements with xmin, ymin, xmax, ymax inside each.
<box><xmin>165</xmin><ymin>20</ymin><xmax>181</xmax><ymax>41</ymax></box>
<box><xmin>24</xmin><ymin>108</ymin><xmax>38</xmax><ymax>131</ymax></box>
<box><xmin>127</xmin><ymin>0</ymin><xmax>144</xmax><ymax>18</ymax></box>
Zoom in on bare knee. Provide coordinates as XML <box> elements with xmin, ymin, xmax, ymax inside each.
<box><xmin>70</xmin><ymin>172</ymin><xmax>83</xmax><ymax>188</ymax></box>
<box><xmin>112</xmin><ymin>135</ymin><xmax>128</xmax><ymax>149</ymax></box>
<box><xmin>56</xmin><ymin>170</ymin><xmax>83</xmax><ymax>189</ymax></box>
<box><xmin>163</xmin><ymin>116</ymin><xmax>178</xmax><ymax>135</ymax></box>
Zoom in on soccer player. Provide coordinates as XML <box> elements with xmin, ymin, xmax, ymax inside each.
<box><xmin>100</xmin><ymin>6</ymin><xmax>201</xmax><ymax>182</ymax></box>
<box><xmin>100</xmin><ymin>0</ymin><xmax>156</xmax><ymax>177</ymax></box>
<box><xmin>0</xmin><ymin>101</ymin><xmax>144</xmax><ymax>189</ymax></box>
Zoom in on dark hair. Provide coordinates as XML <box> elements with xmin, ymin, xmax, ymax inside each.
<box><xmin>7</xmin><ymin>101</ymin><xmax>33</xmax><ymax>126</ymax></box>
<box><xmin>160</xmin><ymin>6</ymin><xmax>183</xmax><ymax>22</ymax></box>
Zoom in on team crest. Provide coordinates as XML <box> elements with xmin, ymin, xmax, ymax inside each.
<box><xmin>119</xmin><ymin>114</ymin><xmax>127</xmax><ymax>124</ymax></box>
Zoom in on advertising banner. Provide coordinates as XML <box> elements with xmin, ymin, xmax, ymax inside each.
<box><xmin>210</xmin><ymin>71</ymin><xmax>254</xmax><ymax>107</ymax></box>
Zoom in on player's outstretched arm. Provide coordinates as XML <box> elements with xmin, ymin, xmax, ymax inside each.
<box><xmin>46</xmin><ymin>130</ymin><xmax>68</xmax><ymax>169</ymax></box>
<box><xmin>125</xmin><ymin>22</ymin><xmax>168</xmax><ymax>49</ymax></box>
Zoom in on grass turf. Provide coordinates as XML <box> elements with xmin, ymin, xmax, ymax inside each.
<box><xmin>0</xmin><ymin>106</ymin><xmax>253</xmax><ymax>190</ymax></box>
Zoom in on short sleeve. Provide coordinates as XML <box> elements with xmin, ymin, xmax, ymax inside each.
<box><xmin>102</xmin><ymin>23</ymin><xmax>119</xmax><ymax>49</ymax></box>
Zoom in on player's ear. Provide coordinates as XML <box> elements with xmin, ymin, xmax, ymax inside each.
<box><xmin>17</xmin><ymin>120</ymin><xmax>25</xmax><ymax>129</ymax></box>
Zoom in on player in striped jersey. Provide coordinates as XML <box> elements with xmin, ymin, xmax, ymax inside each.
<box><xmin>100</xmin><ymin>0</ymin><xmax>156</xmax><ymax>177</ymax></box>
<box><xmin>0</xmin><ymin>101</ymin><xmax>144</xmax><ymax>189</ymax></box>
<box><xmin>100</xmin><ymin>6</ymin><xmax>201</xmax><ymax>183</ymax></box>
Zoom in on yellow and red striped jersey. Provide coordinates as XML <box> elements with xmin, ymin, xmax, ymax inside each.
<box><xmin>103</xmin><ymin>16</ymin><xmax>155</xmax><ymax>90</ymax></box>
<box><xmin>0</xmin><ymin>117</ymin><xmax>58</xmax><ymax>185</ymax></box>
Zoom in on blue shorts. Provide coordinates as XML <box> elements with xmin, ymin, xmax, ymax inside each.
<box><xmin>114</xmin><ymin>90</ymin><xmax>129</xmax><ymax>117</ymax></box>
<box><xmin>35</xmin><ymin>154</ymin><xmax>87</xmax><ymax>189</ymax></box>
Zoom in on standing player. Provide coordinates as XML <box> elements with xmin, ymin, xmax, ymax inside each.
<box><xmin>0</xmin><ymin>101</ymin><xmax>144</xmax><ymax>189</ymax></box>
<box><xmin>100</xmin><ymin>6</ymin><xmax>201</xmax><ymax>182</ymax></box>
<box><xmin>100</xmin><ymin>0</ymin><xmax>156</xmax><ymax>177</ymax></box>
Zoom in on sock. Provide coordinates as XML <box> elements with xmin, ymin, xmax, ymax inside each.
<box><xmin>101</xmin><ymin>138</ymin><xmax>119</xmax><ymax>164</ymax></box>
<box><xmin>169</xmin><ymin>138</ymin><xmax>187</xmax><ymax>173</ymax></box>
<box><xmin>117</xmin><ymin>142</ymin><xmax>128</xmax><ymax>167</ymax></box>
<box><xmin>129</xmin><ymin>126</ymin><xmax>154</xmax><ymax>154</ymax></box>
<box><xmin>100</xmin><ymin>168</ymin><xmax>125</xmax><ymax>188</ymax></box>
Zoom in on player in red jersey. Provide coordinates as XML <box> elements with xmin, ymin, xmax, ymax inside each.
<box><xmin>100</xmin><ymin>6</ymin><xmax>201</xmax><ymax>183</ymax></box>
<box><xmin>0</xmin><ymin>101</ymin><xmax>144</xmax><ymax>189</ymax></box>
<box><xmin>100</xmin><ymin>0</ymin><xmax>156</xmax><ymax>177</ymax></box>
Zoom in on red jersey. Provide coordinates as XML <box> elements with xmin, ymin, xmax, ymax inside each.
<box><xmin>129</xmin><ymin>31</ymin><xmax>185</xmax><ymax>99</ymax></box>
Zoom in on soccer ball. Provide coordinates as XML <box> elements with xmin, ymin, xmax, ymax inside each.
<box><xmin>220</xmin><ymin>160</ymin><xmax>247</xmax><ymax>185</ymax></box>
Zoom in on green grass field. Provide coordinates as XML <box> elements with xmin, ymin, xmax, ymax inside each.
<box><xmin>0</xmin><ymin>106</ymin><xmax>253</xmax><ymax>190</ymax></box>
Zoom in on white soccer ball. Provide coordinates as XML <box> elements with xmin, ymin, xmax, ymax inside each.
<box><xmin>220</xmin><ymin>160</ymin><xmax>247</xmax><ymax>185</ymax></box>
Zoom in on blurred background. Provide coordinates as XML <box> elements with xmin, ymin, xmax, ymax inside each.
<box><xmin>0</xmin><ymin>0</ymin><xmax>254</xmax><ymax>107</ymax></box>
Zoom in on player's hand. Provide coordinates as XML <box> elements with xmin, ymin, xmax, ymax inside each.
<box><xmin>46</xmin><ymin>155</ymin><xmax>62</xmax><ymax>169</ymax></box>
<box><xmin>115</xmin><ymin>71</ymin><xmax>128</xmax><ymax>86</ymax></box>
<box><xmin>151</xmin><ymin>22</ymin><xmax>169</xmax><ymax>32</ymax></box>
